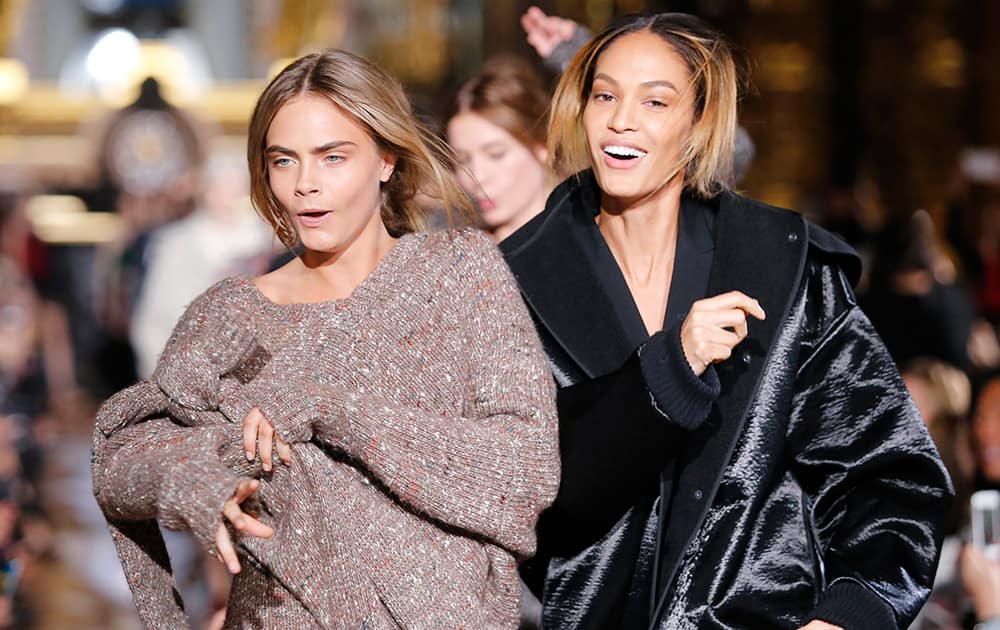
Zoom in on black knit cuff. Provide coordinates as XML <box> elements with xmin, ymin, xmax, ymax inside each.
<box><xmin>810</xmin><ymin>579</ymin><xmax>896</xmax><ymax>630</ymax></box>
<box><xmin>638</xmin><ymin>327</ymin><xmax>720</xmax><ymax>430</ymax></box>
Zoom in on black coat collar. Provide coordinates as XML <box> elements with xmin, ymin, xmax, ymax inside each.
<box><xmin>500</xmin><ymin>172</ymin><xmax>638</xmax><ymax>378</ymax></box>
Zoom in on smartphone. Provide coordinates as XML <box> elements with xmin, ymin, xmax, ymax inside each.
<box><xmin>971</xmin><ymin>490</ymin><xmax>1000</xmax><ymax>560</ymax></box>
<box><xmin>960</xmin><ymin>147</ymin><xmax>1000</xmax><ymax>184</ymax></box>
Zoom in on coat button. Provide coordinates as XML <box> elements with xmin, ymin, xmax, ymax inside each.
<box><xmin>787</xmin><ymin>231</ymin><xmax>799</xmax><ymax>243</ymax></box>
<box><xmin>693</xmin><ymin>489</ymin><xmax>704</xmax><ymax>500</ymax></box>
<box><xmin>742</xmin><ymin>352</ymin><xmax>752</xmax><ymax>365</ymax></box>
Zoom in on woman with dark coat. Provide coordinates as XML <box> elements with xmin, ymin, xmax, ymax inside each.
<box><xmin>498</xmin><ymin>12</ymin><xmax>953</xmax><ymax>630</ymax></box>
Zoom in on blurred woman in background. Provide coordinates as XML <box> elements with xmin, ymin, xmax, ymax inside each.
<box><xmin>447</xmin><ymin>57</ymin><xmax>554</xmax><ymax>243</ymax></box>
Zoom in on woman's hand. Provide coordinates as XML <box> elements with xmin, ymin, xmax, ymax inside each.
<box><xmin>796</xmin><ymin>622</ymin><xmax>843</xmax><ymax>630</ymax></box>
<box><xmin>242</xmin><ymin>407</ymin><xmax>292</xmax><ymax>472</ymax></box>
<box><xmin>962</xmin><ymin>544</ymin><xmax>1000</xmax><ymax>620</ymax></box>
<box><xmin>680</xmin><ymin>291</ymin><xmax>766</xmax><ymax>376</ymax></box>
<box><xmin>214</xmin><ymin>479</ymin><xmax>273</xmax><ymax>574</ymax></box>
<box><xmin>520</xmin><ymin>6</ymin><xmax>577</xmax><ymax>59</ymax></box>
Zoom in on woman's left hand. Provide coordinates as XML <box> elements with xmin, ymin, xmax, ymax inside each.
<box><xmin>796</xmin><ymin>622</ymin><xmax>843</xmax><ymax>630</ymax></box>
<box><xmin>242</xmin><ymin>407</ymin><xmax>292</xmax><ymax>471</ymax></box>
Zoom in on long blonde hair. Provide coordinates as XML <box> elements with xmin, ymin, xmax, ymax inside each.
<box><xmin>548</xmin><ymin>13</ymin><xmax>742</xmax><ymax>198</ymax></box>
<box><xmin>248</xmin><ymin>49</ymin><xmax>475</xmax><ymax>247</ymax></box>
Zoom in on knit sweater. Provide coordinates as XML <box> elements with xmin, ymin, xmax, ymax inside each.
<box><xmin>91</xmin><ymin>229</ymin><xmax>560</xmax><ymax>629</ymax></box>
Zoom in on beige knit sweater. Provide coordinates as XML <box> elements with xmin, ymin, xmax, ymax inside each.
<box><xmin>91</xmin><ymin>229</ymin><xmax>560</xmax><ymax>629</ymax></box>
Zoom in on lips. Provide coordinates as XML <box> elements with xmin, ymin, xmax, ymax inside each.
<box><xmin>296</xmin><ymin>209</ymin><xmax>332</xmax><ymax>228</ymax></box>
<box><xmin>476</xmin><ymin>197</ymin><xmax>497</xmax><ymax>211</ymax></box>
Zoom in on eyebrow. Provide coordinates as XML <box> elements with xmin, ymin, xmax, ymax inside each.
<box><xmin>264</xmin><ymin>141</ymin><xmax>357</xmax><ymax>155</ymax></box>
<box><xmin>593</xmin><ymin>72</ymin><xmax>679</xmax><ymax>93</ymax></box>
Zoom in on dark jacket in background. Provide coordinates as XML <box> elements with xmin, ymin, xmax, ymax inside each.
<box><xmin>499</xmin><ymin>172</ymin><xmax>954</xmax><ymax>630</ymax></box>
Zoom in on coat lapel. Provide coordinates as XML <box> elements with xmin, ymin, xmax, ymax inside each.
<box><xmin>500</xmin><ymin>176</ymin><xmax>638</xmax><ymax>379</ymax></box>
<box><xmin>650</xmin><ymin>193</ymin><xmax>809</xmax><ymax>624</ymax></box>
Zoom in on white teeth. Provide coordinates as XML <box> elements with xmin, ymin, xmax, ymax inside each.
<box><xmin>603</xmin><ymin>145</ymin><xmax>647</xmax><ymax>159</ymax></box>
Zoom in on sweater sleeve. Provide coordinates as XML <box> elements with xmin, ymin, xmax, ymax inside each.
<box><xmin>93</xmin><ymin>416</ymin><xmax>243</xmax><ymax>551</ymax></box>
<box><xmin>223</xmin><ymin>232</ymin><xmax>560</xmax><ymax>559</ymax></box>
<box><xmin>93</xmin><ymin>277</ymin><xmax>263</xmax><ymax>549</ymax></box>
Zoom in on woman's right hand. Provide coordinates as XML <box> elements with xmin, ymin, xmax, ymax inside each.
<box><xmin>520</xmin><ymin>6</ymin><xmax>577</xmax><ymax>59</ymax></box>
<box><xmin>214</xmin><ymin>478</ymin><xmax>273</xmax><ymax>574</ymax></box>
<box><xmin>680</xmin><ymin>291</ymin><xmax>766</xmax><ymax>377</ymax></box>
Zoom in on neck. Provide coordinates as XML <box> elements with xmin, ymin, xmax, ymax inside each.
<box><xmin>297</xmin><ymin>220</ymin><xmax>397</xmax><ymax>300</ymax></box>
<box><xmin>489</xmin><ymin>187</ymin><xmax>551</xmax><ymax>244</ymax></box>
<box><xmin>597</xmin><ymin>179</ymin><xmax>683</xmax><ymax>285</ymax></box>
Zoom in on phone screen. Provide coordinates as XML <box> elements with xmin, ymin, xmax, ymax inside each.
<box><xmin>971</xmin><ymin>490</ymin><xmax>1000</xmax><ymax>559</ymax></box>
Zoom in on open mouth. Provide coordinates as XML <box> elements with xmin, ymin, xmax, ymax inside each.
<box><xmin>296</xmin><ymin>209</ymin><xmax>332</xmax><ymax>227</ymax></box>
<box><xmin>603</xmin><ymin>145</ymin><xmax>647</xmax><ymax>160</ymax></box>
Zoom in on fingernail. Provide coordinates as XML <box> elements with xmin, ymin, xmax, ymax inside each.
<box><xmin>263</xmin><ymin>463</ymin><xmax>271</xmax><ymax>472</ymax></box>
<box><xmin>245</xmin><ymin>451</ymin><xmax>254</xmax><ymax>461</ymax></box>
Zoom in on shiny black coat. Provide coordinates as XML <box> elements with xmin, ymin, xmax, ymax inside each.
<box><xmin>500</xmin><ymin>173</ymin><xmax>954</xmax><ymax>629</ymax></box>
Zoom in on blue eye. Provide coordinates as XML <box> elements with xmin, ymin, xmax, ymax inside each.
<box><xmin>325</xmin><ymin>154</ymin><xmax>344</xmax><ymax>163</ymax></box>
<box><xmin>272</xmin><ymin>157</ymin><xmax>293</xmax><ymax>167</ymax></box>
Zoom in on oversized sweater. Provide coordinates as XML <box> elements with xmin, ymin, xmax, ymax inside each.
<box><xmin>91</xmin><ymin>229</ymin><xmax>560</xmax><ymax>629</ymax></box>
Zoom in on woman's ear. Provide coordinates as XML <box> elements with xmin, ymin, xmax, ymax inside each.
<box><xmin>533</xmin><ymin>144</ymin><xmax>549</xmax><ymax>165</ymax></box>
<box><xmin>380</xmin><ymin>153</ymin><xmax>398</xmax><ymax>183</ymax></box>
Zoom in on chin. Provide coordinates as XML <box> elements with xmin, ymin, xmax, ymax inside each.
<box><xmin>481</xmin><ymin>208</ymin><xmax>515</xmax><ymax>230</ymax></box>
<box><xmin>299</xmin><ymin>235</ymin><xmax>344</xmax><ymax>254</ymax></box>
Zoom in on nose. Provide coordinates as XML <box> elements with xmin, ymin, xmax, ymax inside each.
<box><xmin>608</xmin><ymin>98</ymin><xmax>638</xmax><ymax>133</ymax></box>
<box><xmin>295</xmin><ymin>162</ymin><xmax>320</xmax><ymax>197</ymax></box>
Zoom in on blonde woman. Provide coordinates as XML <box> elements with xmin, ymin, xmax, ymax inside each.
<box><xmin>499</xmin><ymin>12</ymin><xmax>952</xmax><ymax>630</ymax></box>
<box><xmin>92</xmin><ymin>50</ymin><xmax>559</xmax><ymax>629</ymax></box>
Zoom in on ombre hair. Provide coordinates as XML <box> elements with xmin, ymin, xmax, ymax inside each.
<box><xmin>548</xmin><ymin>13</ymin><xmax>742</xmax><ymax>198</ymax></box>
<box><xmin>451</xmin><ymin>56</ymin><xmax>551</xmax><ymax>153</ymax></box>
<box><xmin>248</xmin><ymin>49</ymin><xmax>474</xmax><ymax>248</ymax></box>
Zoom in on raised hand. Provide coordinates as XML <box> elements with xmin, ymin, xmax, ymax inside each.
<box><xmin>520</xmin><ymin>6</ymin><xmax>577</xmax><ymax>59</ymax></box>
<box><xmin>680</xmin><ymin>290</ymin><xmax>766</xmax><ymax>376</ymax></box>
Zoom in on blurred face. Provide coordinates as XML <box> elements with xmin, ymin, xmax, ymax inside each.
<box><xmin>447</xmin><ymin>112</ymin><xmax>549</xmax><ymax>239</ymax></box>
<box><xmin>903</xmin><ymin>372</ymin><xmax>939</xmax><ymax>427</ymax></box>
<box><xmin>975</xmin><ymin>380</ymin><xmax>1000</xmax><ymax>481</ymax></box>
<box><xmin>265</xmin><ymin>94</ymin><xmax>395</xmax><ymax>257</ymax></box>
<box><xmin>582</xmin><ymin>30</ymin><xmax>696</xmax><ymax>208</ymax></box>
